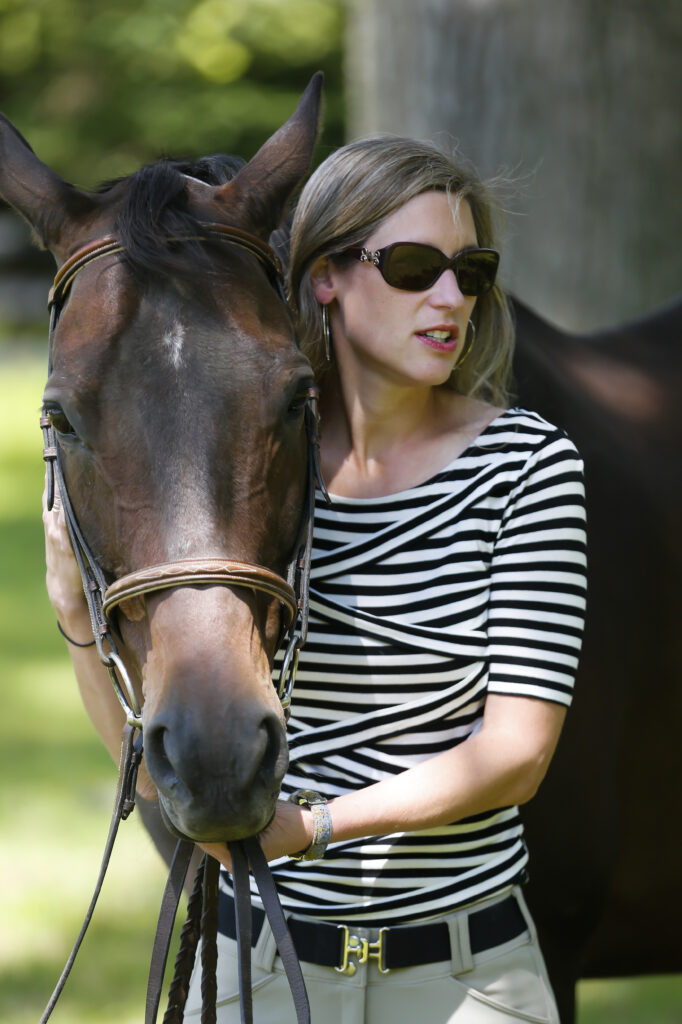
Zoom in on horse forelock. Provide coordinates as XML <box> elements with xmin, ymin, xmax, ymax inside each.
<box><xmin>99</xmin><ymin>154</ymin><xmax>247</xmax><ymax>284</ymax></box>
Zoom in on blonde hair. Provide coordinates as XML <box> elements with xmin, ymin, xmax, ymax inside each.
<box><xmin>288</xmin><ymin>136</ymin><xmax>515</xmax><ymax>407</ymax></box>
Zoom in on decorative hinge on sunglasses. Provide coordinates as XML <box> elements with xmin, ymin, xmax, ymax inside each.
<box><xmin>359</xmin><ymin>248</ymin><xmax>380</xmax><ymax>267</ymax></box>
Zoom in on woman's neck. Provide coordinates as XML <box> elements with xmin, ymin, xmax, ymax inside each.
<box><xmin>319</xmin><ymin>366</ymin><xmax>466</xmax><ymax>497</ymax></box>
<box><xmin>319</xmin><ymin>366</ymin><xmax>488</xmax><ymax>498</ymax></box>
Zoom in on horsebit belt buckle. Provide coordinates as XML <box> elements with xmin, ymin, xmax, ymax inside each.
<box><xmin>336</xmin><ymin>925</ymin><xmax>390</xmax><ymax>976</ymax></box>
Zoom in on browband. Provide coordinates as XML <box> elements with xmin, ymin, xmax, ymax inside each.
<box><xmin>48</xmin><ymin>223</ymin><xmax>284</xmax><ymax>310</ymax></box>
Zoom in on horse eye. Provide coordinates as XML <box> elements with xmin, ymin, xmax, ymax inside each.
<box><xmin>46</xmin><ymin>407</ymin><xmax>77</xmax><ymax>437</ymax></box>
<box><xmin>287</xmin><ymin>390</ymin><xmax>310</xmax><ymax>417</ymax></box>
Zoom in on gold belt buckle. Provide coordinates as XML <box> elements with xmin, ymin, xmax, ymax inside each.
<box><xmin>336</xmin><ymin>925</ymin><xmax>390</xmax><ymax>976</ymax></box>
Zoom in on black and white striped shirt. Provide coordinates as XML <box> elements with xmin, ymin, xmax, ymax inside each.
<box><xmin>235</xmin><ymin>408</ymin><xmax>587</xmax><ymax>924</ymax></box>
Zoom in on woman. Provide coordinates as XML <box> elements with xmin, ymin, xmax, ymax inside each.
<box><xmin>46</xmin><ymin>137</ymin><xmax>587</xmax><ymax>1023</ymax></box>
<box><xmin>193</xmin><ymin>135</ymin><xmax>586</xmax><ymax>1021</ymax></box>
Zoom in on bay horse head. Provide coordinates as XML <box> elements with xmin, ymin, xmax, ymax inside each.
<box><xmin>0</xmin><ymin>76</ymin><xmax>322</xmax><ymax>842</ymax></box>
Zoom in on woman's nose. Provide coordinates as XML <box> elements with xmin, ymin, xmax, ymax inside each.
<box><xmin>428</xmin><ymin>268</ymin><xmax>467</xmax><ymax>307</ymax></box>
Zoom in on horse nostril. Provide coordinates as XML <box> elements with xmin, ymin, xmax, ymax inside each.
<box><xmin>144</xmin><ymin>721</ymin><xmax>180</xmax><ymax>790</ymax></box>
<box><xmin>257</xmin><ymin>711</ymin><xmax>286</xmax><ymax>780</ymax></box>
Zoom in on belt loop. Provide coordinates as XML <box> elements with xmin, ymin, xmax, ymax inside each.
<box><xmin>251</xmin><ymin>909</ymin><xmax>279</xmax><ymax>973</ymax></box>
<box><xmin>511</xmin><ymin>885</ymin><xmax>536</xmax><ymax>943</ymax></box>
<box><xmin>447</xmin><ymin>910</ymin><xmax>474</xmax><ymax>976</ymax></box>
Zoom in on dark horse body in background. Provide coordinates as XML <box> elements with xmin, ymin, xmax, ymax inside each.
<box><xmin>513</xmin><ymin>295</ymin><xmax>682</xmax><ymax>1021</ymax></box>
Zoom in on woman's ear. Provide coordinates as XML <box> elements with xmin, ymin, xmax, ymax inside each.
<box><xmin>310</xmin><ymin>256</ymin><xmax>336</xmax><ymax>304</ymax></box>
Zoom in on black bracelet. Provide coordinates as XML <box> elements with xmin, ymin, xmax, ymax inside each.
<box><xmin>57</xmin><ymin>619</ymin><xmax>96</xmax><ymax>648</ymax></box>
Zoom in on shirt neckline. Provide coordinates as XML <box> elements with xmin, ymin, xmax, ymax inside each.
<box><xmin>319</xmin><ymin>408</ymin><xmax>516</xmax><ymax>505</ymax></box>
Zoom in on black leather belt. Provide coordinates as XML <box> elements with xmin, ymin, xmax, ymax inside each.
<box><xmin>218</xmin><ymin>891</ymin><xmax>527</xmax><ymax>974</ymax></box>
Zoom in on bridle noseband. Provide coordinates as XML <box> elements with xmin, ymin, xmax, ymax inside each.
<box><xmin>102</xmin><ymin>558</ymin><xmax>298</xmax><ymax>625</ymax></box>
<box><xmin>41</xmin><ymin>223</ymin><xmax>327</xmax><ymax>729</ymax></box>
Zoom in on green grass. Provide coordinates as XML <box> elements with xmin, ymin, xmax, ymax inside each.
<box><xmin>577</xmin><ymin>977</ymin><xmax>682</xmax><ymax>1024</ymax></box>
<box><xmin>0</xmin><ymin>355</ymin><xmax>179</xmax><ymax>1023</ymax></box>
<box><xmin>1</xmin><ymin>356</ymin><xmax>680</xmax><ymax>1022</ymax></box>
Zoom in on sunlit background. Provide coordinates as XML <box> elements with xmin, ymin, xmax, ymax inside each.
<box><xmin>1</xmin><ymin>1</ymin><xmax>680</xmax><ymax>1020</ymax></box>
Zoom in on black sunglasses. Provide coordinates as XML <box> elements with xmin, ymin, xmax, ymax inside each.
<box><xmin>343</xmin><ymin>242</ymin><xmax>499</xmax><ymax>296</ymax></box>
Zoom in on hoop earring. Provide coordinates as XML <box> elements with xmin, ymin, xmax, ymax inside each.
<box><xmin>457</xmin><ymin>319</ymin><xmax>476</xmax><ymax>367</ymax></box>
<box><xmin>321</xmin><ymin>304</ymin><xmax>332</xmax><ymax>363</ymax></box>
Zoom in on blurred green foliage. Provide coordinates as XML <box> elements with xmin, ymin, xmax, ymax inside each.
<box><xmin>0</xmin><ymin>0</ymin><xmax>345</xmax><ymax>189</ymax></box>
<box><xmin>0</xmin><ymin>356</ymin><xmax>179</xmax><ymax>1023</ymax></box>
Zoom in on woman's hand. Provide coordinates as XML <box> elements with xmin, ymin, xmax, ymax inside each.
<box><xmin>42</xmin><ymin>480</ymin><xmax>90</xmax><ymax>638</ymax></box>
<box><xmin>42</xmin><ymin>479</ymin><xmax>145</xmax><ymax>784</ymax></box>
<box><xmin>199</xmin><ymin>799</ymin><xmax>314</xmax><ymax>872</ymax></box>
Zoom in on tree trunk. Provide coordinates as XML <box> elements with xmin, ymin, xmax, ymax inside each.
<box><xmin>346</xmin><ymin>0</ymin><xmax>682</xmax><ymax>332</ymax></box>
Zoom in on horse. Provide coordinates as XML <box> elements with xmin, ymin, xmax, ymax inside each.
<box><xmin>512</xmin><ymin>294</ymin><xmax>682</xmax><ymax>1021</ymax></box>
<box><xmin>0</xmin><ymin>74</ymin><xmax>322</xmax><ymax>846</ymax></box>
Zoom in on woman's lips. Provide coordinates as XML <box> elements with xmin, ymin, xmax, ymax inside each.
<box><xmin>416</xmin><ymin>326</ymin><xmax>459</xmax><ymax>351</ymax></box>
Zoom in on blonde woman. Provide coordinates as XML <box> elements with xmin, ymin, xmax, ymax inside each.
<box><xmin>193</xmin><ymin>137</ymin><xmax>587</xmax><ymax>1022</ymax></box>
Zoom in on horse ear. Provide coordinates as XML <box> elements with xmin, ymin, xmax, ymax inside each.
<box><xmin>0</xmin><ymin>113</ymin><xmax>96</xmax><ymax>260</ymax></box>
<box><xmin>215</xmin><ymin>72</ymin><xmax>323</xmax><ymax>238</ymax></box>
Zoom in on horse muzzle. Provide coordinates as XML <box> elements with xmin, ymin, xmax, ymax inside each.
<box><xmin>144</xmin><ymin>693</ymin><xmax>289</xmax><ymax>842</ymax></box>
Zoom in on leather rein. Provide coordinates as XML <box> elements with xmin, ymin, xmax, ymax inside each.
<box><xmin>39</xmin><ymin>224</ymin><xmax>327</xmax><ymax>1024</ymax></box>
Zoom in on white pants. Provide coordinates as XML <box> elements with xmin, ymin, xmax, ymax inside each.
<box><xmin>184</xmin><ymin>886</ymin><xmax>559</xmax><ymax>1023</ymax></box>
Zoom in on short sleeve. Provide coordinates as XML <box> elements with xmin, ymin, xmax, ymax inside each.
<box><xmin>486</xmin><ymin>430</ymin><xmax>587</xmax><ymax>706</ymax></box>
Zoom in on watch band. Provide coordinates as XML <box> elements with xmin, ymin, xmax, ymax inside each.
<box><xmin>289</xmin><ymin>789</ymin><xmax>333</xmax><ymax>861</ymax></box>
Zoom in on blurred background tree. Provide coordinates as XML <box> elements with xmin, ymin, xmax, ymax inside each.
<box><xmin>0</xmin><ymin>0</ymin><xmax>344</xmax><ymax>183</ymax></box>
<box><xmin>346</xmin><ymin>0</ymin><xmax>682</xmax><ymax>333</ymax></box>
<box><xmin>0</xmin><ymin>0</ymin><xmax>345</xmax><ymax>348</ymax></box>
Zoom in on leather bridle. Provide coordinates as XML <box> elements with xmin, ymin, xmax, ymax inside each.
<box><xmin>39</xmin><ymin>224</ymin><xmax>328</xmax><ymax>1024</ymax></box>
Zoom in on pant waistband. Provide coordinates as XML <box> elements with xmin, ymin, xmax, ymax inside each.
<box><xmin>218</xmin><ymin>890</ymin><xmax>527</xmax><ymax>973</ymax></box>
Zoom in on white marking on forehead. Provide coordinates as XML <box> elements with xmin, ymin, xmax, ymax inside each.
<box><xmin>163</xmin><ymin>320</ymin><xmax>185</xmax><ymax>369</ymax></box>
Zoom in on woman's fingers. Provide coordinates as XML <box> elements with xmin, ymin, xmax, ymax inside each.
<box><xmin>199</xmin><ymin>842</ymin><xmax>233</xmax><ymax>873</ymax></box>
<box><xmin>42</xmin><ymin>478</ymin><xmax>86</xmax><ymax>613</ymax></box>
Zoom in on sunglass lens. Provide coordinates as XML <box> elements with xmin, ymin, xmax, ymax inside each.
<box><xmin>380</xmin><ymin>244</ymin><xmax>499</xmax><ymax>295</ymax></box>
<box><xmin>381</xmin><ymin>244</ymin><xmax>444</xmax><ymax>291</ymax></box>
<box><xmin>456</xmin><ymin>250</ymin><xmax>499</xmax><ymax>296</ymax></box>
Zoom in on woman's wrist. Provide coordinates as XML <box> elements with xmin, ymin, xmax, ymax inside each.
<box><xmin>288</xmin><ymin>791</ymin><xmax>333</xmax><ymax>860</ymax></box>
<box><xmin>57</xmin><ymin>618</ymin><xmax>96</xmax><ymax>647</ymax></box>
<box><xmin>53</xmin><ymin>595</ymin><xmax>92</xmax><ymax>644</ymax></box>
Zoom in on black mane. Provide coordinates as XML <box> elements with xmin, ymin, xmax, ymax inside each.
<box><xmin>100</xmin><ymin>154</ymin><xmax>246</xmax><ymax>282</ymax></box>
